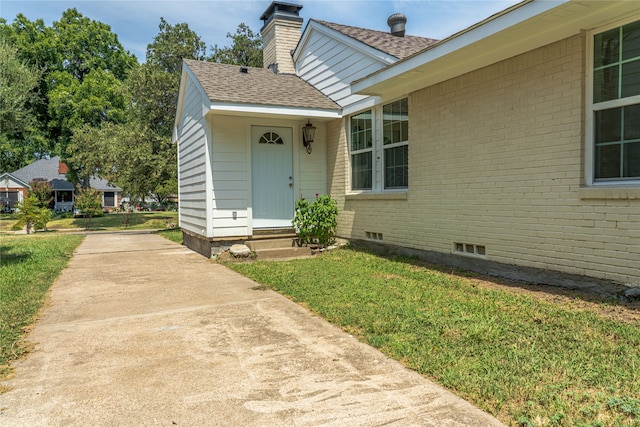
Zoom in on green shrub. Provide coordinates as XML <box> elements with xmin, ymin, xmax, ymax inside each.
<box><xmin>14</xmin><ymin>195</ymin><xmax>51</xmax><ymax>234</ymax></box>
<box><xmin>292</xmin><ymin>194</ymin><xmax>338</xmax><ymax>246</ymax></box>
<box><xmin>74</xmin><ymin>187</ymin><xmax>103</xmax><ymax>229</ymax></box>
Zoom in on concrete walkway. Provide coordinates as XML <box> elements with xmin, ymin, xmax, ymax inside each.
<box><xmin>0</xmin><ymin>233</ymin><xmax>505</xmax><ymax>426</ymax></box>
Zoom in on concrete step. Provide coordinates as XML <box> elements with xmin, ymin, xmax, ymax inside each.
<box><xmin>246</xmin><ymin>238</ymin><xmax>298</xmax><ymax>251</ymax></box>
<box><xmin>254</xmin><ymin>246</ymin><xmax>312</xmax><ymax>260</ymax></box>
<box><xmin>252</xmin><ymin>228</ymin><xmax>295</xmax><ymax>238</ymax></box>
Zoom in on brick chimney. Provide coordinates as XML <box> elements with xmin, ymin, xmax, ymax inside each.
<box><xmin>58</xmin><ymin>160</ymin><xmax>69</xmax><ymax>174</ymax></box>
<box><xmin>260</xmin><ymin>1</ymin><xmax>303</xmax><ymax>74</ymax></box>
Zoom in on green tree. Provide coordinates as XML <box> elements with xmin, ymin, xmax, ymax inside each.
<box><xmin>75</xmin><ymin>18</ymin><xmax>208</xmax><ymax>203</ymax></box>
<box><xmin>209</xmin><ymin>23</ymin><xmax>263</xmax><ymax>67</ymax></box>
<box><xmin>69</xmin><ymin>122</ymin><xmax>177</xmax><ymax>204</ymax></box>
<box><xmin>48</xmin><ymin>67</ymin><xmax>128</xmax><ymax>160</ymax></box>
<box><xmin>0</xmin><ymin>9</ymin><xmax>137</xmax><ymax>164</ymax></box>
<box><xmin>28</xmin><ymin>180</ymin><xmax>53</xmax><ymax>209</ymax></box>
<box><xmin>125</xmin><ymin>63</ymin><xmax>177</xmax><ymax>138</ymax></box>
<box><xmin>74</xmin><ymin>187</ymin><xmax>102</xmax><ymax>229</ymax></box>
<box><xmin>15</xmin><ymin>194</ymin><xmax>51</xmax><ymax>234</ymax></box>
<box><xmin>146</xmin><ymin>17</ymin><xmax>206</xmax><ymax>74</ymax></box>
<box><xmin>52</xmin><ymin>8</ymin><xmax>136</xmax><ymax>82</ymax></box>
<box><xmin>0</xmin><ymin>38</ymin><xmax>46</xmax><ymax>172</ymax></box>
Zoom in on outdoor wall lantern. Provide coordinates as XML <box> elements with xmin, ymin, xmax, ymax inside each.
<box><xmin>302</xmin><ymin>120</ymin><xmax>316</xmax><ymax>154</ymax></box>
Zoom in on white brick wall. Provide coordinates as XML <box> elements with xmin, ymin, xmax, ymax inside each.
<box><xmin>329</xmin><ymin>34</ymin><xmax>640</xmax><ymax>286</ymax></box>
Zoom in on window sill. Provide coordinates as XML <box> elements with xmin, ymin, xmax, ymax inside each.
<box><xmin>345</xmin><ymin>191</ymin><xmax>408</xmax><ymax>201</ymax></box>
<box><xmin>578</xmin><ymin>186</ymin><xmax>640</xmax><ymax>200</ymax></box>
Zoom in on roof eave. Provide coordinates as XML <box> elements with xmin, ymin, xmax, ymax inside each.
<box><xmin>208</xmin><ymin>102</ymin><xmax>342</xmax><ymax>120</ymax></box>
<box><xmin>352</xmin><ymin>0</ymin><xmax>636</xmax><ymax>98</ymax></box>
<box><xmin>0</xmin><ymin>172</ymin><xmax>31</xmax><ymax>188</ymax></box>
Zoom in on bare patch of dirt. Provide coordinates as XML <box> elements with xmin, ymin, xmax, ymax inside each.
<box><xmin>411</xmin><ymin>259</ymin><xmax>640</xmax><ymax>324</ymax></box>
<box><xmin>471</xmin><ymin>276</ymin><xmax>640</xmax><ymax>323</ymax></box>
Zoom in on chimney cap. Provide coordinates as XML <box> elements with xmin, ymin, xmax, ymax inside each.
<box><xmin>261</xmin><ymin>1</ymin><xmax>303</xmax><ymax>27</ymax></box>
<box><xmin>387</xmin><ymin>13</ymin><xmax>407</xmax><ymax>37</ymax></box>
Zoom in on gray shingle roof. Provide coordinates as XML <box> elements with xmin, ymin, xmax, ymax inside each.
<box><xmin>11</xmin><ymin>157</ymin><xmax>120</xmax><ymax>191</ymax></box>
<box><xmin>314</xmin><ymin>20</ymin><xmax>438</xmax><ymax>60</ymax></box>
<box><xmin>184</xmin><ymin>60</ymin><xmax>340</xmax><ymax>111</ymax></box>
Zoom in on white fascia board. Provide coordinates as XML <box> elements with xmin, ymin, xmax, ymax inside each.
<box><xmin>173</xmin><ymin>68</ymin><xmax>187</xmax><ymax>134</ymax></box>
<box><xmin>293</xmin><ymin>20</ymin><xmax>397</xmax><ymax>66</ymax></box>
<box><xmin>208</xmin><ymin>102</ymin><xmax>341</xmax><ymax>120</ymax></box>
<box><xmin>174</xmin><ymin>62</ymin><xmax>210</xmax><ymax>134</ymax></box>
<box><xmin>342</xmin><ymin>96</ymin><xmax>381</xmax><ymax>116</ymax></box>
<box><xmin>352</xmin><ymin>0</ymin><xmax>568</xmax><ymax>94</ymax></box>
<box><xmin>0</xmin><ymin>172</ymin><xmax>30</xmax><ymax>188</ymax></box>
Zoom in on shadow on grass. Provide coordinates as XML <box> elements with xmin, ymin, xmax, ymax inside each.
<box><xmin>0</xmin><ymin>245</ymin><xmax>30</xmax><ymax>266</ymax></box>
<box><xmin>346</xmin><ymin>243</ymin><xmax>640</xmax><ymax>316</ymax></box>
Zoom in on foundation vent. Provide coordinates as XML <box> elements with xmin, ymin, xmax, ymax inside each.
<box><xmin>454</xmin><ymin>242</ymin><xmax>486</xmax><ymax>256</ymax></box>
<box><xmin>366</xmin><ymin>231</ymin><xmax>383</xmax><ymax>241</ymax></box>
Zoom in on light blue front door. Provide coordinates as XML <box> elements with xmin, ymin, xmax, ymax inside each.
<box><xmin>251</xmin><ymin>126</ymin><xmax>294</xmax><ymax>228</ymax></box>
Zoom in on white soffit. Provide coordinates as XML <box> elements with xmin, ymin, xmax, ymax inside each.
<box><xmin>208</xmin><ymin>102</ymin><xmax>341</xmax><ymax>120</ymax></box>
<box><xmin>352</xmin><ymin>0</ymin><xmax>640</xmax><ymax>98</ymax></box>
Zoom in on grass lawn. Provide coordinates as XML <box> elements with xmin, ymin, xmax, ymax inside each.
<box><xmin>227</xmin><ymin>248</ymin><xmax>640</xmax><ymax>427</ymax></box>
<box><xmin>0</xmin><ymin>234</ymin><xmax>84</xmax><ymax>381</ymax></box>
<box><xmin>156</xmin><ymin>228</ymin><xmax>183</xmax><ymax>244</ymax></box>
<box><xmin>0</xmin><ymin>211</ymin><xmax>178</xmax><ymax>232</ymax></box>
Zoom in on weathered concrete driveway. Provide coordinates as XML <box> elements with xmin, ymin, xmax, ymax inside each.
<box><xmin>0</xmin><ymin>232</ymin><xmax>505</xmax><ymax>426</ymax></box>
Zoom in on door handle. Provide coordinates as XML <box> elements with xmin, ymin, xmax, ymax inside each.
<box><xmin>289</xmin><ymin>176</ymin><xmax>293</xmax><ymax>188</ymax></box>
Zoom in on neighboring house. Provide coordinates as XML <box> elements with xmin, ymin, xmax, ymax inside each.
<box><xmin>174</xmin><ymin>1</ymin><xmax>640</xmax><ymax>289</ymax></box>
<box><xmin>0</xmin><ymin>173</ymin><xmax>30</xmax><ymax>212</ymax></box>
<box><xmin>7</xmin><ymin>156</ymin><xmax>122</xmax><ymax>211</ymax></box>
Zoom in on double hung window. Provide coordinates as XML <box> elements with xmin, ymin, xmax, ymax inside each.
<box><xmin>382</xmin><ymin>99</ymin><xmax>409</xmax><ymax>189</ymax></box>
<box><xmin>350</xmin><ymin>98</ymin><xmax>408</xmax><ymax>191</ymax></box>
<box><xmin>351</xmin><ymin>110</ymin><xmax>373</xmax><ymax>190</ymax></box>
<box><xmin>590</xmin><ymin>19</ymin><xmax>640</xmax><ymax>182</ymax></box>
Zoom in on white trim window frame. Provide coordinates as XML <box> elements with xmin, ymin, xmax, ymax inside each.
<box><xmin>586</xmin><ymin>17</ymin><xmax>640</xmax><ymax>185</ymax></box>
<box><xmin>382</xmin><ymin>98</ymin><xmax>409</xmax><ymax>190</ymax></box>
<box><xmin>349</xmin><ymin>98</ymin><xmax>409</xmax><ymax>192</ymax></box>
<box><xmin>350</xmin><ymin>109</ymin><xmax>374</xmax><ymax>191</ymax></box>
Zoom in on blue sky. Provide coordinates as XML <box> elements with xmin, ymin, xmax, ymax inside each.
<box><xmin>1</xmin><ymin>0</ymin><xmax>521</xmax><ymax>62</ymax></box>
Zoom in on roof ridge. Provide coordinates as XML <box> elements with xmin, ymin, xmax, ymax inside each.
<box><xmin>311</xmin><ymin>19</ymin><xmax>438</xmax><ymax>60</ymax></box>
<box><xmin>313</xmin><ymin>19</ymin><xmax>437</xmax><ymax>42</ymax></box>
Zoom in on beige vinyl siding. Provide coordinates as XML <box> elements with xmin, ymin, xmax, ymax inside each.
<box><xmin>209</xmin><ymin>117</ymin><xmax>328</xmax><ymax>235</ymax></box>
<box><xmin>210</xmin><ymin>116</ymin><xmax>250</xmax><ymax>237</ymax></box>
<box><xmin>298</xmin><ymin>123</ymin><xmax>327</xmax><ymax>200</ymax></box>
<box><xmin>178</xmin><ymin>77</ymin><xmax>209</xmax><ymax>235</ymax></box>
<box><xmin>334</xmin><ymin>34</ymin><xmax>640</xmax><ymax>285</ymax></box>
<box><xmin>297</xmin><ymin>30</ymin><xmax>387</xmax><ymax>107</ymax></box>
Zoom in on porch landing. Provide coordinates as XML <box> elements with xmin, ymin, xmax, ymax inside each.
<box><xmin>246</xmin><ymin>229</ymin><xmax>311</xmax><ymax>260</ymax></box>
